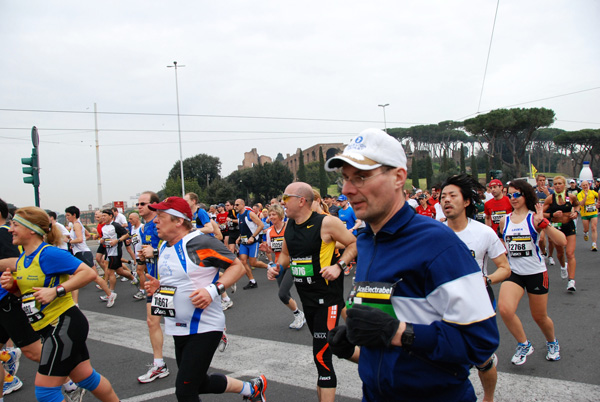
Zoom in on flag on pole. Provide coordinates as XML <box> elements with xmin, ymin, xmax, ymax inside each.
<box><xmin>531</xmin><ymin>164</ymin><xmax>538</xmax><ymax>178</ymax></box>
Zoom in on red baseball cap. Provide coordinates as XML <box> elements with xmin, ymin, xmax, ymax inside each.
<box><xmin>148</xmin><ymin>196</ymin><xmax>192</xmax><ymax>220</ymax></box>
<box><xmin>489</xmin><ymin>179</ymin><xmax>503</xmax><ymax>187</ymax></box>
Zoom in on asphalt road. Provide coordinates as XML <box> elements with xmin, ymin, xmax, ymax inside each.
<box><xmin>6</xmin><ymin>227</ymin><xmax>600</xmax><ymax>401</ymax></box>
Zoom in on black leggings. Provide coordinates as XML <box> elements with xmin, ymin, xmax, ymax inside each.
<box><xmin>276</xmin><ymin>267</ymin><xmax>294</xmax><ymax>305</ymax></box>
<box><xmin>304</xmin><ymin>304</ymin><xmax>342</xmax><ymax>388</ymax></box>
<box><xmin>173</xmin><ymin>331</ymin><xmax>228</xmax><ymax>402</ymax></box>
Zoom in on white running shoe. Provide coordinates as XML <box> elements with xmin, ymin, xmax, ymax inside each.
<box><xmin>560</xmin><ymin>266</ymin><xmax>568</xmax><ymax>280</ymax></box>
<box><xmin>120</xmin><ymin>276</ymin><xmax>129</xmax><ymax>282</ymax></box>
<box><xmin>218</xmin><ymin>332</ymin><xmax>229</xmax><ymax>352</ymax></box>
<box><xmin>100</xmin><ymin>295</ymin><xmax>108</xmax><ymax>302</ymax></box>
<box><xmin>511</xmin><ymin>341</ymin><xmax>534</xmax><ymax>365</ymax></box>
<box><xmin>289</xmin><ymin>311</ymin><xmax>306</xmax><ymax>330</ymax></box>
<box><xmin>231</xmin><ymin>282</ymin><xmax>237</xmax><ymax>294</ymax></box>
<box><xmin>221</xmin><ymin>299</ymin><xmax>233</xmax><ymax>311</ymax></box>
<box><xmin>548</xmin><ymin>257</ymin><xmax>555</xmax><ymax>266</ymax></box>
<box><xmin>2</xmin><ymin>374</ymin><xmax>22</xmax><ymax>396</ymax></box>
<box><xmin>64</xmin><ymin>386</ymin><xmax>86</xmax><ymax>402</ymax></box>
<box><xmin>2</xmin><ymin>348</ymin><xmax>21</xmax><ymax>377</ymax></box>
<box><xmin>567</xmin><ymin>280</ymin><xmax>576</xmax><ymax>291</ymax></box>
<box><xmin>107</xmin><ymin>292</ymin><xmax>117</xmax><ymax>308</ymax></box>
<box><xmin>133</xmin><ymin>289</ymin><xmax>146</xmax><ymax>300</ymax></box>
<box><xmin>137</xmin><ymin>363</ymin><xmax>170</xmax><ymax>383</ymax></box>
<box><xmin>546</xmin><ymin>340</ymin><xmax>561</xmax><ymax>361</ymax></box>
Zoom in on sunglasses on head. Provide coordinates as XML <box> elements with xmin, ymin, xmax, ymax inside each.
<box><xmin>507</xmin><ymin>192</ymin><xmax>523</xmax><ymax>199</ymax></box>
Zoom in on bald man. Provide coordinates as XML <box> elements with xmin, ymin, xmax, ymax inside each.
<box><xmin>267</xmin><ymin>182</ymin><xmax>357</xmax><ymax>402</ymax></box>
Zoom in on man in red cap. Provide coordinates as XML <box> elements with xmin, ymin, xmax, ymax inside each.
<box><xmin>484</xmin><ymin>179</ymin><xmax>513</xmax><ymax>236</ymax></box>
<box><xmin>143</xmin><ymin>196</ymin><xmax>267</xmax><ymax>401</ymax></box>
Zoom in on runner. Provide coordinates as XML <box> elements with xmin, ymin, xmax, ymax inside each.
<box><xmin>235</xmin><ymin>199</ymin><xmax>268</xmax><ymax>290</ymax></box>
<box><xmin>534</xmin><ymin>174</ymin><xmax>554</xmax><ymax>262</ymax></box>
<box><xmin>441</xmin><ymin>174</ymin><xmax>511</xmax><ymax>402</ymax></box>
<box><xmin>143</xmin><ymin>197</ymin><xmax>267</xmax><ymax>402</ymax></box>
<box><xmin>1</xmin><ymin>206</ymin><xmax>119</xmax><ymax>401</ymax></box>
<box><xmin>543</xmin><ymin>176</ymin><xmax>580</xmax><ymax>291</ymax></box>
<box><xmin>265</xmin><ymin>204</ymin><xmax>305</xmax><ymax>330</ymax></box>
<box><xmin>415</xmin><ymin>194</ymin><xmax>435</xmax><ymax>218</ymax></box>
<box><xmin>577</xmin><ymin>180</ymin><xmax>599</xmax><ymax>251</ymax></box>
<box><xmin>485</xmin><ymin>179</ymin><xmax>513</xmax><ymax>236</ymax></box>
<box><xmin>498</xmin><ymin>180</ymin><xmax>566</xmax><ymax>365</ymax></box>
<box><xmin>267</xmin><ymin>182</ymin><xmax>357</xmax><ymax>402</ymax></box>
<box><xmin>135</xmin><ymin>191</ymin><xmax>170</xmax><ymax>384</ymax></box>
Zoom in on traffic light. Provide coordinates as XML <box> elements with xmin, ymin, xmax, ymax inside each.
<box><xmin>22</xmin><ymin>148</ymin><xmax>39</xmax><ymax>186</ymax></box>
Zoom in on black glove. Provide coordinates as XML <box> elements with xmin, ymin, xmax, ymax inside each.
<box><xmin>327</xmin><ymin>325</ymin><xmax>356</xmax><ymax>359</ymax></box>
<box><xmin>346</xmin><ymin>304</ymin><xmax>400</xmax><ymax>348</ymax></box>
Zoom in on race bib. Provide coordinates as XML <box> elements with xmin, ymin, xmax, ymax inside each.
<box><xmin>21</xmin><ymin>292</ymin><xmax>44</xmax><ymax>324</ymax></box>
<box><xmin>131</xmin><ymin>235</ymin><xmax>140</xmax><ymax>246</ymax></box>
<box><xmin>492</xmin><ymin>211</ymin><xmax>506</xmax><ymax>224</ymax></box>
<box><xmin>506</xmin><ymin>235</ymin><xmax>533</xmax><ymax>257</ymax></box>
<box><xmin>346</xmin><ymin>281</ymin><xmax>397</xmax><ymax>318</ymax></box>
<box><xmin>240</xmin><ymin>235</ymin><xmax>249</xmax><ymax>245</ymax></box>
<box><xmin>586</xmin><ymin>204</ymin><xmax>597</xmax><ymax>213</ymax></box>
<box><xmin>270</xmin><ymin>236</ymin><xmax>284</xmax><ymax>253</ymax></box>
<box><xmin>475</xmin><ymin>212</ymin><xmax>486</xmax><ymax>222</ymax></box>
<box><xmin>290</xmin><ymin>258</ymin><xmax>315</xmax><ymax>277</ymax></box>
<box><xmin>151</xmin><ymin>286</ymin><xmax>176</xmax><ymax>317</ymax></box>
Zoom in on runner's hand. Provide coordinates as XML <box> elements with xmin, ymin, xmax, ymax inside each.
<box><xmin>533</xmin><ymin>204</ymin><xmax>544</xmax><ymax>226</ymax></box>
<box><xmin>144</xmin><ymin>274</ymin><xmax>160</xmax><ymax>296</ymax></box>
<box><xmin>190</xmin><ymin>288</ymin><xmax>212</xmax><ymax>309</ymax></box>
<box><xmin>346</xmin><ymin>305</ymin><xmax>400</xmax><ymax>348</ymax></box>
<box><xmin>267</xmin><ymin>264</ymin><xmax>280</xmax><ymax>280</ymax></box>
<box><xmin>320</xmin><ymin>264</ymin><xmax>341</xmax><ymax>281</ymax></box>
<box><xmin>0</xmin><ymin>268</ymin><xmax>14</xmax><ymax>290</ymax></box>
<box><xmin>328</xmin><ymin>325</ymin><xmax>356</xmax><ymax>359</ymax></box>
<box><xmin>32</xmin><ymin>286</ymin><xmax>60</xmax><ymax>304</ymax></box>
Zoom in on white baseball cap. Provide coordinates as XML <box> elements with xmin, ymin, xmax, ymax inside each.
<box><xmin>325</xmin><ymin>128</ymin><xmax>407</xmax><ymax>171</ymax></box>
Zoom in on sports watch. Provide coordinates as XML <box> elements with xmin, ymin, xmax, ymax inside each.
<box><xmin>401</xmin><ymin>323</ymin><xmax>415</xmax><ymax>348</ymax></box>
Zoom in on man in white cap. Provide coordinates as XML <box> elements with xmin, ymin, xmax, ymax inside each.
<box><xmin>324</xmin><ymin>128</ymin><xmax>499</xmax><ymax>402</ymax></box>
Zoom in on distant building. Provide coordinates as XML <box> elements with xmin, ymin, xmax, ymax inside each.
<box><xmin>283</xmin><ymin>143</ymin><xmax>344</xmax><ymax>180</ymax></box>
<box><xmin>238</xmin><ymin>148</ymin><xmax>273</xmax><ymax>170</ymax></box>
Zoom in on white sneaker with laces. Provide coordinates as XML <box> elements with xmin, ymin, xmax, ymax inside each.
<box><xmin>548</xmin><ymin>257</ymin><xmax>555</xmax><ymax>266</ymax></box>
<box><xmin>120</xmin><ymin>276</ymin><xmax>129</xmax><ymax>282</ymax></box>
<box><xmin>567</xmin><ymin>279</ymin><xmax>576</xmax><ymax>291</ymax></box>
<box><xmin>137</xmin><ymin>363</ymin><xmax>170</xmax><ymax>383</ymax></box>
<box><xmin>289</xmin><ymin>311</ymin><xmax>306</xmax><ymax>330</ymax></box>
<box><xmin>560</xmin><ymin>266</ymin><xmax>568</xmax><ymax>280</ymax></box>
<box><xmin>511</xmin><ymin>341</ymin><xmax>534</xmax><ymax>365</ymax></box>
<box><xmin>546</xmin><ymin>340</ymin><xmax>561</xmax><ymax>361</ymax></box>
<box><xmin>107</xmin><ymin>292</ymin><xmax>117</xmax><ymax>308</ymax></box>
<box><xmin>221</xmin><ymin>299</ymin><xmax>233</xmax><ymax>311</ymax></box>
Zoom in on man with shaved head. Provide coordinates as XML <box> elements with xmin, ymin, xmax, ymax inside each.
<box><xmin>267</xmin><ymin>181</ymin><xmax>357</xmax><ymax>402</ymax></box>
<box><xmin>234</xmin><ymin>198</ymin><xmax>269</xmax><ymax>290</ymax></box>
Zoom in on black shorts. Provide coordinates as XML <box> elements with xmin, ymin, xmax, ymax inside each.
<box><xmin>557</xmin><ymin>220</ymin><xmax>576</xmax><ymax>237</ymax></box>
<box><xmin>107</xmin><ymin>255</ymin><xmax>122</xmax><ymax>270</ymax></box>
<box><xmin>74</xmin><ymin>251</ymin><xmax>94</xmax><ymax>267</ymax></box>
<box><xmin>37</xmin><ymin>306</ymin><xmax>90</xmax><ymax>376</ymax></box>
<box><xmin>228</xmin><ymin>230</ymin><xmax>240</xmax><ymax>244</ymax></box>
<box><xmin>0</xmin><ymin>294</ymin><xmax>40</xmax><ymax>347</ymax></box>
<box><xmin>96</xmin><ymin>244</ymin><xmax>106</xmax><ymax>256</ymax></box>
<box><xmin>506</xmin><ymin>271</ymin><xmax>549</xmax><ymax>295</ymax></box>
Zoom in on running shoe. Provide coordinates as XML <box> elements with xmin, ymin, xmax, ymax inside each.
<box><xmin>592</xmin><ymin>243</ymin><xmax>597</xmax><ymax>252</ymax></box>
<box><xmin>107</xmin><ymin>292</ymin><xmax>117</xmax><ymax>308</ymax></box>
<box><xmin>584</xmin><ymin>232</ymin><xmax>589</xmax><ymax>241</ymax></box>
<box><xmin>546</xmin><ymin>340</ymin><xmax>561</xmax><ymax>361</ymax></box>
<box><xmin>243</xmin><ymin>375</ymin><xmax>267</xmax><ymax>402</ymax></box>
<box><xmin>100</xmin><ymin>294</ymin><xmax>108</xmax><ymax>302</ymax></box>
<box><xmin>231</xmin><ymin>282</ymin><xmax>237</xmax><ymax>294</ymax></box>
<box><xmin>289</xmin><ymin>311</ymin><xmax>306</xmax><ymax>330</ymax></box>
<box><xmin>548</xmin><ymin>257</ymin><xmax>555</xmax><ymax>266</ymax></box>
<box><xmin>218</xmin><ymin>332</ymin><xmax>229</xmax><ymax>353</ymax></box>
<box><xmin>3</xmin><ymin>374</ymin><xmax>22</xmax><ymax>396</ymax></box>
<box><xmin>133</xmin><ymin>289</ymin><xmax>146</xmax><ymax>300</ymax></box>
<box><xmin>1</xmin><ymin>348</ymin><xmax>21</xmax><ymax>377</ymax></box>
<box><xmin>131</xmin><ymin>275</ymin><xmax>140</xmax><ymax>286</ymax></box>
<box><xmin>137</xmin><ymin>363</ymin><xmax>170</xmax><ymax>383</ymax></box>
<box><xmin>243</xmin><ymin>281</ymin><xmax>258</xmax><ymax>290</ymax></box>
<box><xmin>96</xmin><ymin>284</ymin><xmax>103</xmax><ymax>291</ymax></box>
<box><xmin>560</xmin><ymin>266</ymin><xmax>568</xmax><ymax>280</ymax></box>
<box><xmin>511</xmin><ymin>341</ymin><xmax>534</xmax><ymax>365</ymax></box>
<box><xmin>64</xmin><ymin>386</ymin><xmax>86</xmax><ymax>402</ymax></box>
<box><xmin>120</xmin><ymin>275</ymin><xmax>129</xmax><ymax>282</ymax></box>
<box><xmin>567</xmin><ymin>280</ymin><xmax>576</xmax><ymax>291</ymax></box>
<box><xmin>221</xmin><ymin>299</ymin><xmax>234</xmax><ymax>311</ymax></box>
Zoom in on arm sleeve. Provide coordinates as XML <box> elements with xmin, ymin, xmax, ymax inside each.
<box><xmin>411</xmin><ymin>247</ymin><xmax>500</xmax><ymax>366</ymax></box>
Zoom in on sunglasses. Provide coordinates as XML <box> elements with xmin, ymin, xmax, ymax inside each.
<box><xmin>136</xmin><ymin>202</ymin><xmax>149</xmax><ymax>207</ymax></box>
<box><xmin>282</xmin><ymin>194</ymin><xmax>304</xmax><ymax>202</ymax></box>
<box><xmin>507</xmin><ymin>192</ymin><xmax>523</xmax><ymax>199</ymax></box>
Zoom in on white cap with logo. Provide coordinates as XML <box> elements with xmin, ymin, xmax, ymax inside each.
<box><xmin>325</xmin><ymin>128</ymin><xmax>407</xmax><ymax>171</ymax></box>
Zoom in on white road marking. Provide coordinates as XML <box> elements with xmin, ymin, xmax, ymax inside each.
<box><xmin>84</xmin><ymin>310</ymin><xmax>600</xmax><ymax>401</ymax></box>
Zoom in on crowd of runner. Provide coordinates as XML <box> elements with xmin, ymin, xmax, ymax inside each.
<box><xmin>1</xmin><ymin>128</ymin><xmax>597</xmax><ymax>401</ymax></box>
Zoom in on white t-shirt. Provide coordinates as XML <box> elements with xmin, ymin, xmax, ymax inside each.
<box><xmin>446</xmin><ymin>218</ymin><xmax>506</xmax><ymax>276</ymax></box>
<box><xmin>407</xmin><ymin>198</ymin><xmax>418</xmax><ymax>209</ymax></box>
<box><xmin>434</xmin><ymin>203</ymin><xmax>445</xmax><ymax>222</ymax></box>
<box><xmin>54</xmin><ymin>222</ymin><xmax>70</xmax><ymax>250</ymax></box>
<box><xmin>114</xmin><ymin>212</ymin><xmax>128</xmax><ymax>228</ymax></box>
<box><xmin>485</xmin><ymin>192</ymin><xmax>494</xmax><ymax>202</ymax></box>
<box><xmin>130</xmin><ymin>224</ymin><xmax>144</xmax><ymax>255</ymax></box>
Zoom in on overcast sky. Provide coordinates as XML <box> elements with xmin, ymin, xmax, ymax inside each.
<box><xmin>2</xmin><ymin>0</ymin><xmax>599</xmax><ymax>213</ymax></box>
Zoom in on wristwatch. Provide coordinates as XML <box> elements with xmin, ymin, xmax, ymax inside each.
<box><xmin>401</xmin><ymin>323</ymin><xmax>415</xmax><ymax>348</ymax></box>
<box><xmin>215</xmin><ymin>282</ymin><xmax>226</xmax><ymax>296</ymax></box>
<box><xmin>336</xmin><ymin>260</ymin><xmax>347</xmax><ymax>271</ymax></box>
<box><xmin>56</xmin><ymin>285</ymin><xmax>67</xmax><ymax>298</ymax></box>
<box><xmin>485</xmin><ymin>276</ymin><xmax>493</xmax><ymax>287</ymax></box>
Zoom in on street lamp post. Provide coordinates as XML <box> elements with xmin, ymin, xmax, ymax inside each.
<box><xmin>168</xmin><ymin>61</ymin><xmax>186</xmax><ymax>197</ymax></box>
<box><xmin>378</xmin><ymin>104</ymin><xmax>389</xmax><ymax>132</ymax></box>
